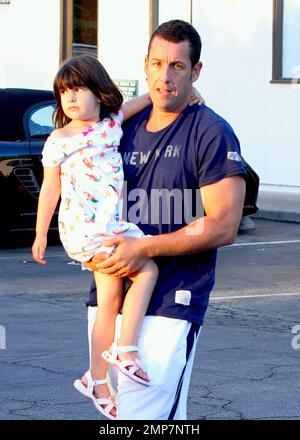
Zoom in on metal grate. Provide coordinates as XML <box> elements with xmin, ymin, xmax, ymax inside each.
<box><xmin>14</xmin><ymin>168</ymin><xmax>40</xmax><ymax>199</ymax></box>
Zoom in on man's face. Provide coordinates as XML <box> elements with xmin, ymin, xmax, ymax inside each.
<box><xmin>144</xmin><ymin>36</ymin><xmax>202</xmax><ymax>113</ymax></box>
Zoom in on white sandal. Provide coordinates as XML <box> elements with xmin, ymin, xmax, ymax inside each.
<box><xmin>73</xmin><ymin>371</ymin><xmax>116</xmax><ymax>420</ymax></box>
<box><xmin>102</xmin><ymin>343</ymin><xmax>150</xmax><ymax>386</ymax></box>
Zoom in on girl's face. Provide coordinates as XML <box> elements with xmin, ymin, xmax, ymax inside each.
<box><xmin>60</xmin><ymin>86</ymin><xmax>100</xmax><ymax>124</ymax></box>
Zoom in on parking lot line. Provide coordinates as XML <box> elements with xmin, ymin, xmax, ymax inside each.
<box><xmin>229</xmin><ymin>239</ymin><xmax>300</xmax><ymax>247</ymax></box>
<box><xmin>211</xmin><ymin>292</ymin><xmax>300</xmax><ymax>301</ymax></box>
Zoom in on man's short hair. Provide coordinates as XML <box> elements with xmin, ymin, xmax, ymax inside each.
<box><xmin>148</xmin><ymin>19</ymin><xmax>202</xmax><ymax>68</ymax></box>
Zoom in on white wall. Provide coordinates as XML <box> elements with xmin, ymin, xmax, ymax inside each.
<box><xmin>2</xmin><ymin>0</ymin><xmax>297</xmax><ymax>188</ymax></box>
<box><xmin>156</xmin><ymin>0</ymin><xmax>300</xmax><ymax>188</ymax></box>
<box><xmin>0</xmin><ymin>0</ymin><xmax>60</xmax><ymax>90</ymax></box>
<box><xmin>98</xmin><ymin>0</ymin><xmax>150</xmax><ymax>95</ymax></box>
<box><xmin>158</xmin><ymin>0</ymin><xmax>191</xmax><ymax>23</ymax></box>
<box><xmin>190</xmin><ymin>0</ymin><xmax>300</xmax><ymax>187</ymax></box>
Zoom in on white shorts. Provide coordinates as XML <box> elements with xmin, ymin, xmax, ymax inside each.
<box><xmin>87</xmin><ymin>307</ymin><xmax>201</xmax><ymax>420</ymax></box>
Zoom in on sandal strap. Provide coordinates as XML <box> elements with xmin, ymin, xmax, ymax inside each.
<box><xmin>85</xmin><ymin>370</ymin><xmax>107</xmax><ymax>389</ymax></box>
<box><xmin>93</xmin><ymin>378</ymin><xmax>107</xmax><ymax>386</ymax></box>
<box><xmin>95</xmin><ymin>398</ymin><xmax>115</xmax><ymax>416</ymax></box>
<box><xmin>117</xmin><ymin>345</ymin><xmax>138</xmax><ymax>354</ymax></box>
<box><xmin>120</xmin><ymin>358</ymin><xmax>147</xmax><ymax>374</ymax></box>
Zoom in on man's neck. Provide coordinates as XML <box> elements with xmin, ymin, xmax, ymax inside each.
<box><xmin>146</xmin><ymin>109</ymin><xmax>179</xmax><ymax>132</ymax></box>
<box><xmin>146</xmin><ymin>100</ymin><xmax>189</xmax><ymax>132</ymax></box>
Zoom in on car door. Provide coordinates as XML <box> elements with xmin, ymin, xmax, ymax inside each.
<box><xmin>25</xmin><ymin>101</ymin><xmax>59</xmax><ymax>229</ymax></box>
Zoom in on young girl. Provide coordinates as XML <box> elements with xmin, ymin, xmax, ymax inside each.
<box><xmin>32</xmin><ymin>54</ymin><xmax>158</xmax><ymax>420</ymax></box>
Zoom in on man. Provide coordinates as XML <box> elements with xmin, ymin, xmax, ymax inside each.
<box><xmin>84</xmin><ymin>19</ymin><xmax>246</xmax><ymax>420</ymax></box>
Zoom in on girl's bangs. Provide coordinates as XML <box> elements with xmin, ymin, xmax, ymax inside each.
<box><xmin>56</xmin><ymin>67</ymin><xmax>86</xmax><ymax>92</ymax></box>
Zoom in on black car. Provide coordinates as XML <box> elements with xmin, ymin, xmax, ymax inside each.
<box><xmin>0</xmin><ymin>88</ymin><xmax>259</xmax><ymax>243</ymax></box>
<box><xmin>0</xmin><ymin>88</ymin><xmax>56</xmax><ymax>242</ymax></box>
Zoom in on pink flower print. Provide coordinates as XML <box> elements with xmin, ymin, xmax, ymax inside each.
<box><xmin>71</xmin><ymin>175</ymin><xmax>76</xmax><ymax>190</ymax></box>
<box><xmin>108</xmin><ymin>184</ymin><xmax>120</xmax><ymax>197</ymax></box>
<box><xmin>99</xmin><ymin>152</ymin><xmax>106</xmax><ymax>158</ymax></box>
<box><xmin>85</xmin><ymin>173</ymin><xmax>101</xmax><ymax>182</ymax></box>
<box><xmin>58</xmin><ymin>221</ymin><xmax>67</xmax><ymax>235</ymax></box>
<box><xmin>108</xmin><ymin>117</ymin><xmax>115</xmax><ymax>128</ymax></box>
<box><xmin>84</xmin><ymin>212</ymin><xmax>96</xmax><ymax>223</ymax></box>
<box><xmin>112</xmin><ymin>222</ymin><xmax>130</xmax><ymax>235</ymax></box>
<box><xmin>108</xmin><ymin>162</ymin><xmax>122</xmax><ymax>173</ymax></box>
<box><xmin>83</xmin><ymin>157</ymin><xmax>94</xmax><ymax>170</ymax></box>
<box><xmin>84</xmin><ymin>191</ymin><xmax>98</xmax><ymax>203</ymax></box>
<box><xmin>82</xmin><ymin>126</ymin><xmax>95</xmax><ymax>136</ymax></box>
<box><xmin>64</xmin><ymin>198</ymin><xmax>71</xmax><ymax>210</ymax></box>
<box><xmin>101</xmin><ymin>131</ymin><xmax>107</xmax><ymax>139</ymax></box>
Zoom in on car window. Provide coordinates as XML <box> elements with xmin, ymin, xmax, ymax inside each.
<box><xmin>27</xmin><ymin>103</ymin><xmax>55</xmax><ymax>138</ymax></box>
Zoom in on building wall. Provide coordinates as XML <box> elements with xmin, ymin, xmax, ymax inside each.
<box><xmin>195</xmin><ymin>0</ymin><xmax>299</xmax><ymax>189</ymax></box>
<box><xmin>99</xmin><ymin>0</ymin><xmax>298</xmax><ymax>188</ymax></box>
<box><xmin>1</xmin><ymin>0</ymin><xmax>297</xmax><ymax>189</ymax></box>
<box><xmin>157</xmin><ymin>0</ymin><xmax>299</xmax><ymax>188</ymax></box>
<box><xmin>0</xmin><ymin>0</ymin><xmax>60</xmax><ymax>91</ymax></box>
<box><xmin>98</xmin><ymin>0</ymin><xmax>150</xmax><ymax>96</ymax></box>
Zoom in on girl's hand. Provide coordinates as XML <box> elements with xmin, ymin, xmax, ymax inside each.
<box><xmin>190</xmin><ymin>87</ymin><xmax>205</xmax><ymax>106</ymax></box>
<box><xmin>32</xmin><ymin>236</ymin><xmax>47</xmax><ymax>265</ymax></box>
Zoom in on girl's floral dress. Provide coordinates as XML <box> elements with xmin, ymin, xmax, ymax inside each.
<box><xmin>42</xmin><ymin>111</ymin><xmax>143</xmax><ymax>262</ymax></box>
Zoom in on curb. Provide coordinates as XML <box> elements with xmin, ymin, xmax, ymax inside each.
<box><xmin>253</xmin><ymin>210</ymin><xmax>300</xmax><ymax>223</ymax></box>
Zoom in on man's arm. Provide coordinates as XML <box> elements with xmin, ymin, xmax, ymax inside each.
<box><xmin>92</xmin><ymin>175</ymin><xmax>245</xmax><ymax>276</ymax></box>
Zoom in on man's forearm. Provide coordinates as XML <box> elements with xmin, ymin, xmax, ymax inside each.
<box><xmin>142</xmin><ymin>215</ymin><xmax>237</xmax><ymax>258</ymax></box>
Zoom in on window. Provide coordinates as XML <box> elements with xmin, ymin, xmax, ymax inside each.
<box><xmin>26</xmin><ymin>103</ymin><xmax>55</xmax><ymax>139</ymax></box>
<box><xmin>73</xmin><ymin>0</ymin><xmax>97</xmax><ymax>56</ymax></box>
<box><xmin>0</xmin><ymin>1</ymin><xmax>10</xmax><ymax>4</ymax></box>
<box><xmin>61</xmin><ymin>0</ymin><xmax>97</xmax><ymax>61</ymax></box>
<box><xmin>273</xmin><ymin>0</ymin><xmax>300</xmax><ymax>83</ymax></box>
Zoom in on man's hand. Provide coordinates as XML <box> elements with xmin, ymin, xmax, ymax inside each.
<box><xmin>190</xmin><ymin>86</ymin><xmax>205</xmax><ymax>106</ymax></box>
<box><xmin>90</xmin><ymin>236</ymin><xmax>149</xmax><ymax>277</ymax></box>
<box><xmin>84</xmin><ymin>252</ymin><xmax>108</xmax><ymax>272</ymax></box>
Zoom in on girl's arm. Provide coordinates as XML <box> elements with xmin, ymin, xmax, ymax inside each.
<box><xmin>32</xmin><ymin>166</ymin><xmax>61</xmax><ymax>264</ymax></box>
<box><xmin>121</xmin><ymin>93</ymin><xmax>152</xmax><ymax>121</ymax></box>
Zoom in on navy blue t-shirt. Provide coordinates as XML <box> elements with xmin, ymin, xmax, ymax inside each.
<box><xmin>88</xmin><ymin>104</ymin><xmax>246</xmax><ymax>325</ymax></box>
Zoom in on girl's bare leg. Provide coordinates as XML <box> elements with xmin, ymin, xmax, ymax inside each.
<box><xmin>90</xmin><ymin>272</ymin><xmax>123</xmax><ymax>412</ymax></box>
<box><xmin>117</xmin><ymin>259</ymin><xmax>158</xmax><ymax>380</ymax></box>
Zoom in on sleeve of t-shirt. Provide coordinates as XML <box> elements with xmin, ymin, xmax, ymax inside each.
<box><xmin>197</xmin><ymin>120</ymin><xmax>247</xmax><ymax>187</ymax></box>
<box><xmin>41</xmin><ymin>137</ymin><xmax>64</xmax><ymax>167</ymax></box>
<box><xmin>113</xmin><ymin>109</ymin><xmax>124</xmax><ymax>125</ymax></box>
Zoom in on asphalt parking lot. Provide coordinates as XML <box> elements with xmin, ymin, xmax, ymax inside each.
<box><xmin>0</xmin><ymin>218</ymin><xmax>299</xmax><ymax>420</ymax></box>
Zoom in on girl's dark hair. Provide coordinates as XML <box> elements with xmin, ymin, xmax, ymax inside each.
<box><xmin>53</xmin><ymin>54</ymin><xmax>123</xmax><ymax>128</ymax></box>
<box><xmin>148</xmin><ymin>19</ymin><xmax>202</xmax><ymax>68</ymax></box>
